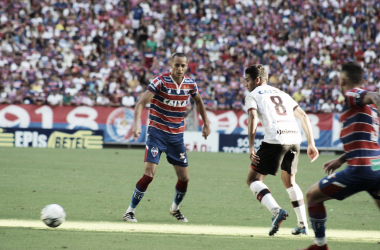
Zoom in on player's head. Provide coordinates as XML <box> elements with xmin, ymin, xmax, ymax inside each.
<box><xmin>170</xmin><ymin>53</ymin><xmax>188</xmax><ymax>81</ymax></box>
<box><xmin>245</xmin><ymin>64</ymin><xmax>268</xmax><ymax>92</ymax></box>
<box><xmin>339</xmin><ymin>62</ymin><xmax>363</xmax><ymax>92</ymax></box>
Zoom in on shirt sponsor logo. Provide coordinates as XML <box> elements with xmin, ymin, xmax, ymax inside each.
<box><xmin>276</xmin><ymin>129</ymin><xmax>299</xmax><ymax>135</ymax></box>
<box><xmin>258</xmin><ymin>89</ymin><xmax>279</xmax><ymax>94</ymax></box>
<box><xmin>163</xmin><ymin>98</ymin><xmax>188</xmax><ymax>107</ymax></box>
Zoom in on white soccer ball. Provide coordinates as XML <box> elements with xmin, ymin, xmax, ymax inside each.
<box><xmin>41</xmin><ymin>204</ymin><xmax>66</xmax><ymax>228</ymax></box>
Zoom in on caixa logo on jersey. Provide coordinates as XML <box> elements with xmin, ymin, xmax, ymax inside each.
<box><xmin>106</xmin><ymin>108</ymin><xmax>135</xmax><ymax>142</ymax></box>
<box><xmin>163</xmin><ymin>98</ymin><xmax>188</xmax><ymax>107</ymax></box>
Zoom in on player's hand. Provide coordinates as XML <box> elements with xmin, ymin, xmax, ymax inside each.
<box><xmin>323</xmin><ymin>158</ymin><xmax>343</xmax><ymax>175</ymax></box>
<box><xmin>250</xmin><ymin>148</ymin><xmax>260</xmax><ymax>166</ymax></box>
<box><xmin>307</xmin><ymin>144</ymin><xmax>319</xmax><ymax>163</ymax></box>
<box><xmin>202</xmin><ymin>123</ymin><xmax>210</xmax><ymax>140</ymax></box>
<box><xmin>133</xmin><ymin>125</ymin><xmax>142</xmax><ymax>141</ymax></box>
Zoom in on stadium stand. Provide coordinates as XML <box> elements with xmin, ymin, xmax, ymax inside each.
<box><xmin>0</xmin><ymin>0</ymin><xmax>379</xmax><ymax>113</ymax></box>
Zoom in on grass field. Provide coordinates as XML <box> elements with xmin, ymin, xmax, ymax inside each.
<box><xmin>0</xmin><ymin>148</ymin><xmax>379</xmax><ymax>250</ymax></box>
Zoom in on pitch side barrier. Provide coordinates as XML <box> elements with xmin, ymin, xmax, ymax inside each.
<box><xmin>0</xmin><ymin>105</ymin><xmax>351</xmax><ymax>152</ymax></box>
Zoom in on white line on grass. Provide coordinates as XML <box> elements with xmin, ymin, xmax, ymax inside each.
<box><xmin>0</xmin><ymin>219</ymin><xmax>378</xmax><ymax>243</ymax></box>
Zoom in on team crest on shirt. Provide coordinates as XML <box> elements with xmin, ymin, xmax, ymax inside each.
<box><xmin>151</xmin><ymin>147</ymin><xmax>158</xmax><ymax>157</ymax></box>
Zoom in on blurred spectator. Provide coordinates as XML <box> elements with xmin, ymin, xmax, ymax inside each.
<box><xmin>63</xmin><ymin>93</ymin><xmax>74</xmax><ymax>106</ymax></box>
<box><xmin>321</xmin><ymin>99</ymin><xmax>335</xmax><ymax>113</ymax></box>
<box><xmin>96</xmin><ymin>93</ymin><xmax>110</xmax><ymax>106</ymax></box>
<box><xmin>82</xmin><ymin>92</ymin><xmax>95</xmax><ymax>106</ymax></box>
<box><xmin>121</xmin><ymin>90</ymin><xmax>135</xmax><ymax>108</ymax></box>
<box><xmin>217</xmin><ymin>96</ymin><xmax>228</xmax><ymax>110</ymax></box>
<box><xmin>47</xmin><ymin>90</ymin><xmax>62</xmax><ymax>107</ymax></box>
<box><xmin>292</xmin><ymin>89</ymin><xmax>304</xmax><ymax>103</ymax></box>
<box><xmin>232</xmin><ymin>95</ymin><xmax>244</xmax><ymax>111</ymax></box>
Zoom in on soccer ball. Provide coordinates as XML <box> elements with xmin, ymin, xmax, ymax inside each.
<box><xmin>41</xmin><ymin>204</ymin><xmax>66</xmax><ymax>228</ymax></box>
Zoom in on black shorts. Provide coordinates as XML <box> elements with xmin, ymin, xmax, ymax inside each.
<box><xmin>251</xmin><ymin>142</ymin><xmax>300</xmax><ymax>176</ymax></box>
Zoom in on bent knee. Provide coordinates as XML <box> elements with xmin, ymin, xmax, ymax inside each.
<box><xmin>179</xmin><ymin>176</ymin><xmax>190</xmax><ymax>183</ymax></box>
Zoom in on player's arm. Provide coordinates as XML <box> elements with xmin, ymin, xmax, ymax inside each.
<box><xmin>193</xmin><ymin>94</ymin><xmax>210</xmax><ymax>139</ymax></box>
<box><xmin>133</xmin><ymin>90</ymin><xmax>155</xmax><ymax>140</ymax></box>
<box><xmin>363</xmin><ymin>92</ymin><xmax>380</xmax><ymax>110</ymax></box>
<box><xmin>247</xmin><ymin>108</ymin><xmax>259</xmax><ymax>165</ymax></box>
<box><xmin>323</xmin><ymin>153</ymin><xmax>346</xmax><ymax>175</ymax></box>
<box><xmin>293</xmin><ymin>106</ymin><xmax>319</xmax><ymax>162</ymax></box>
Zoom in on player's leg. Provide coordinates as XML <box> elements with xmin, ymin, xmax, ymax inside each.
<box><xmin>247</xmin><ymin>169</ymin><xmax>281</xmax><ymax>216</ymax></box>
<box><xmin>168</xmin><ymin>164</ymin><xmax>189</xmax><ymax>222</ymax></box>
<box><xmin>124</xmin><ymin>136</ymin><xmax>163</xmax><ymax>222</ymax></box>
<box><xmin>248</xmin><ymin>143</ymin><xmax>289</xmax><ymax>236</ymax></box>
<box><xmin>297</xmin><ymin>182</ymin><xmax>332</xmax><ymax>250</ymax></box>
<box><xmin>124</xmin><ymin>162</ymin><xmax>157</xmax><ymax>222</ymax></box>
<box><xmin>248</xmin><ymin>168</ymin><xmax>289</xmax><ymax>236</ymax></box>
<box><xmin>282</xmin><ymin>171</ymin><xmax>309</xmax><ymax>235</ymax></box>
<box><xmin>281</xmin><ymin>144</ymin><xmax>309</xmax><ymax>235</ymax></box>
<box><xmin>166</xmin><ymin>142</ymin><xmax>189</xmax><ymax>222</ymax></box>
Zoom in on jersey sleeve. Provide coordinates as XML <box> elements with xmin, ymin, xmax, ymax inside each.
<box><xmin>148</xmin><ymin>77</ymin><xmax>162</xmax><ymax>94</ymax></box>
<box><xmin>245</xmin><ymin>94</ymin><xmax>257</xmax><ymax>111</ymax></box>
<box><xmin>345</xmin><ymin>89</ymin><xmax>367</xmax><ymax>108</ymax></box>
<box><xmin>189</xmin><ymin>82</ymin><xmax>198</xmax><ymax>97</ymax></box>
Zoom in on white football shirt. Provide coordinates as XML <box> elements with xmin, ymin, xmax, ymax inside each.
<box><xmin>245</xmin><ymin>85</ymin><xmax>302</xmax><ymax>145</ymax></box>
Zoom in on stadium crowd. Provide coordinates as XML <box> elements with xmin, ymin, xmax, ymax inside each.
<box><xmin>0</xmin><ymin>0</ymin><xmax>379</xmax><ymax>113</ymax></box>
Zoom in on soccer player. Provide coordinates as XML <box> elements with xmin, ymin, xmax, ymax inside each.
<box><xmin>244</xmin><ymin>64</ymin><xmax>319</xmax><ymax>236</ymax></box>
<box><xmin>300</xmin><ymin>62</ymin><xmax>380</xmax><ymax>250</ymax></box>
<box><xmin>123</xmin><ymin>53</ymin><xmax>210</xmax><ymax>222</ymax></box>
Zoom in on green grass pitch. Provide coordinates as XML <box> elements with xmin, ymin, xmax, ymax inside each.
<box><xmin>0</xmin><ymin>148</ymin><xmax>379</xmax><ymax>250</ymax></box>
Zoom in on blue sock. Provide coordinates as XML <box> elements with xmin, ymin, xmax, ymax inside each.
<box><xmin>174</xmin><ymin>189</ymin><xmax>186</xmax><ymax>206</ymax></box>
<box><xmin>130</xmin><ymin>187</ymin><xmax>145</xmax><ymax>208</ymax></box>
<box><xmin>310</xmin><ymin>217</ymin><xmax>327</xmax><ymax>238</ymax></box>
<box><xmin>309</xmin><ymin>203</ymin><xmax>327</xmax><ymax>238</ymax></box>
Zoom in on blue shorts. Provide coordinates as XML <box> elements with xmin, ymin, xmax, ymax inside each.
<box><xmin>319</xmin><ymin>166</ymin><xmax>380</xmax><ymax>200</ymax></box>
<box><xmin>144</xmin><ymin>134</ymin><xmax>188</xmax><ymax>167</ymax></box>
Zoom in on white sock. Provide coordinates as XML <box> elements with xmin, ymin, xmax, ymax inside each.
<box><xmin>286</xmin><ymin>184</ymin><xmax>308</xmax><ymax>228</ymax></box>
<box><xmin>171</xmin><ymin>202</ymin><xmax>179</xmax><ymax>211</ymax></box>
<box><xmin>314</xmin><ymin>237</ymin><xmax>327</xmax><ymax>246</ymax></box>
<box><xmin>250</xmin><ymin>181</ymin><xmax>281</xmax><ymax>216</ymax></box>
<box><xmin>126</xmin><ymin>206</ymin><xmax>135</xmax><ymax>213</ymax></box>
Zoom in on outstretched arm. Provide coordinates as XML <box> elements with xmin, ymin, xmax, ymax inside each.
<box><xmin>294</xmin><ymin>106</ymin><xmax>319</xmax><ymax>162</ymax></box>
<box><xmin>193</xmin><ymin>94</ymin><xmax>210</xmax><ymax>139</ymax></box>
<box><xmin>133</xmin><ymin>90</ymin><xmax>155</xmax><ymax>140</ymax></box>
<box><xmin>363</xmin><ymin>92</ymin><xmax>380</xmax><ymax>110</ymax></box>
<box><xmin>247</xmin><ymin>108</ymin><xmax>260</xmax><ymax>165</ymax></box>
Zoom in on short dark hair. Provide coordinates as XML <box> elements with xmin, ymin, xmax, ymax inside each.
<box><xmin>245</xmin><ymin>64</ymin><xmax>268</xmax><ymax>83</ymax></box>
<box><xmin>171</xmin><ymin>52</ymin><xmax>188</xmax><ymax>61</ymax></box>
<box><xmin>341</xmin><ymin>62</ymin><xmax>363</xmax><ymax>84</ymax></box>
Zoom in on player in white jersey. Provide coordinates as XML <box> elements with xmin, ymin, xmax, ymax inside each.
<box><xmin>244</xmin><ymin>65</ymin><xmax>319</xmax><ymax>236</ymax></box>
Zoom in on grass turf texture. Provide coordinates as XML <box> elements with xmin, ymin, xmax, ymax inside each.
<box><xmin>1</xmin><ymin>148</ymin><xmax>379</xmax><ymax>250</ymax></box>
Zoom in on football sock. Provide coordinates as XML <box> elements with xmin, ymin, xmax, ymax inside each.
<box><xmin>309</xmin><ymin>203</ymin><xmax>327</xmax><ymax>246</ymax></box>
<box><xmin>171</xmin><ymin>179</ymin><xmax>188</xmax><ymax>211</ymax></box>
<box><xmin>250</xmin><ymin>181</ymin><xmax>281</xmax><ymax>216</ymax></box>
<box><xmin>129</xmin><ymin>174</ymin><xmax>153</xmax><ymax>209</ymax></box>
<box><xmin>286</xmin><ymin>184</ymin><xmax>308</xmax><ymax>228</ymax></box>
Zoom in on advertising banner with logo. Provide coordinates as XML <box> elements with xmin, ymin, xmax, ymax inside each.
<box><xmin>199</xmin><ymin>110</ymin><xmax>338</xmax><ymax>149</ymax></box>
<box><xmin>0</xmin><ymin>105</ymin><xmax>350</xmax><ymax>150</ymax></box>
<box><xmin>0</xmin><ymin>105</ymin><xmax>149</xmax><ymax>143</ymax></box>
<box><xmin>0</xmin><ymin>127</ymin><xmax>103</xmax><ymax>149</ymax></box>
<box><xmin>184</xmin><ymin>131</ymin><xmax>219</xmax><ymax>152</ymax></box>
